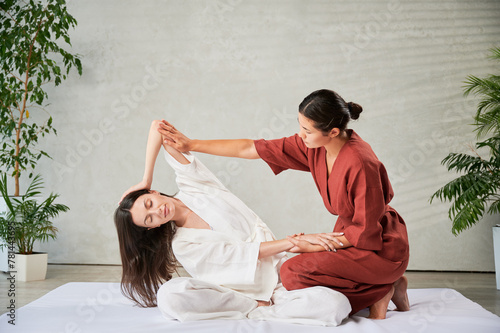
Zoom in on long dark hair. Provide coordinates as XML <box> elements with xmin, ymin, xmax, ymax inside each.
<box><xmin>114</xmin><ymin>189</ymin><xmax>177</xmax><ymax>307</ymax></box>
<box><xmin>299</xmin><ymin>89</ymin><xmax>363</xmax><ymax>133</ymax></box>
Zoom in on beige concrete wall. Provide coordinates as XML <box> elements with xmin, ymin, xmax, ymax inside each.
<box><xmin>33</xmin><ymin>0</ymin><xmax>500</xmax><ymax>270</ymax></box>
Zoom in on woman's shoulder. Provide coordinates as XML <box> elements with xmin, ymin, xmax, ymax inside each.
<box><xmin>256</xmin><ymin>133</ymin><xmax>309</xmax><ymax>154</ymax></box>
<box><xmin>341</xmin><ymin>130</ymin><xmax>384</xmax><ymax>172</ymax></box>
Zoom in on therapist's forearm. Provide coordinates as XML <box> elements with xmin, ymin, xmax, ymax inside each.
<box><xmin>258</xmin><ymin>239</ymin><xmax>293</xmax><ymax>259</ymax></box>
<box><xmin>334</xmin><ymin>236</ymin><xmax>352</xmax><ymax>249</ymax></box>
<box><xmin>190</xmin><ymin>139</ymin><xmax>260</xmax><ymax>159</ymax></box>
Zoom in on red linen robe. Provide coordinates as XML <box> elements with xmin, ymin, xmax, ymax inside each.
<box><xmin>254</xmin><ymin>130</ymin><xmax>409</xmax><ymax>314</ymax></box>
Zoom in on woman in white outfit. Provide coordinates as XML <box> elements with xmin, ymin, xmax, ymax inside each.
<box><xmin>114</xmin><ymin>120</ymin><xmax>351</xmax><ymax>326</ymax></box>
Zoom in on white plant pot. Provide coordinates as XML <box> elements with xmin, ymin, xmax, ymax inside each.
<box><xmin>494</xmin><ymin>226</ymin><xmax>500</xmax><ymax>290</ymax></box>
<box><xmin>15</xmin><ymin>252</ymin><xmax>48</xmax><ymax>282</ymax></box>
<box><xmin>0</xmin><ymin>198</ymin><xmax>8</xmax><ymax>272</ymax></box>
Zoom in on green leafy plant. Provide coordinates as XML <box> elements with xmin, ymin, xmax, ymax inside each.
<box><xmin>0</xmin><ymin>173</ymin><xmax>69</xmax><ymax>254</ymax></box>
<box><xmin>0</xmin><ymin>0</ymin><xmax>82</xmax><ymax>196</ymax></box>
<box><xmin>431</xmin><ymin>47</ymin><xmax>500</xmax><ymax>235</ymax></box>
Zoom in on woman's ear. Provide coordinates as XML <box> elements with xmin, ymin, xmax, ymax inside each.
<box><xmin>329</xmin><ymin>127</ymin><xmax>341</xmax><ymax>138</ymax></box>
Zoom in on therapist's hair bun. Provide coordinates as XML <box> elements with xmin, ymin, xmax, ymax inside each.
<box><xmin>347</xmin><ymin>102</ymin><xmax>363</xmax><ymax>120</ymax></box>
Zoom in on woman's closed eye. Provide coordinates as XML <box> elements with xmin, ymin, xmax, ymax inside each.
<box><xmin>144</xmin><ymin>214</ymin><xmax>151</xmax><ymax>226</ymax></box>
<box><xmin>144</xmin><ymin>199</ymin><xmax>153</xmax><ymax>225</ymax></box>
<box><xmin>144</xmin><ymin>199</ymin><xmax>154</xmax><ymax>210</ymax></box>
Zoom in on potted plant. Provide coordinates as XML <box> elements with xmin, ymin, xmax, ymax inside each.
<box><xmin>0</xmin><ymin>173</ymin><xmax>69</xmax><ymax>281</ymax></box>
<box><xmin>430</xmin><ymin>47</ymin><xmax>500</xmax><ymax>287</ymax></box>
<box><xmin>0</xmin><ymin>0</ymin><xmax>82</xmax><ymax>271</ymax></box>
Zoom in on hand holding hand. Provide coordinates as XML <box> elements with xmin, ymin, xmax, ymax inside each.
<box><xmin>288</xmin><ymin>237</ymin><xmax>325</xmax><ymax>253</ymax></box>
<box><xmin>157</xmin><ymin>120</ymin><xmax>192</xmax><ymax>152</ymax></box>
<box><xmin>287</xmin><ymin>232</ymin><xmax>344</xmax><ymax>252</ymax></box>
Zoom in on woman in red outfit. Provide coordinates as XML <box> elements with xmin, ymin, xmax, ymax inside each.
<box><xmin>157</xmin><ymin>89</ymin><xmax>410</xmax><ymax>319</ymax></box>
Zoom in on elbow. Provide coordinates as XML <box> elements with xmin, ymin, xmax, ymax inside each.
<box><xmin>241</xmin><ymin>140</ymin><xmax>260</xmax><ymax>159</ymax></box>
<box><xmin>151</xmin><ymin>120</ymin><xmax>161</xmax><ymax>129</ymax></box>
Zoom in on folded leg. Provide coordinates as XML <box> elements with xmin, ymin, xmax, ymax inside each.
<box><xmin>248</xmin><ymin>285</ymin><xmax>351</xmax><ymax>326</ymax></box>
<box><xmin>280</xmin><ymin>249</ymin><xmax>408</xmax><ymax>314</ymax></box>
<box><xmin>157</xmin><ymin>277</ymin><xmax>258</xmax><ymax>321</ymax></box>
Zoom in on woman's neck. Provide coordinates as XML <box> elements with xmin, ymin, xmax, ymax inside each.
<box><xmin>325</xmin><ymin>130</ymin><xmax>350</xmax><ymax>158</ymax></box>
<box><xmin>172</xmin><ymin>200</ymin><xmax>192</xmax><ymax>228</ymax></box>
<box><xmin>173</xmin><ymin>201</ymin><xmax>211</xmax><ymax>229</ymax></box>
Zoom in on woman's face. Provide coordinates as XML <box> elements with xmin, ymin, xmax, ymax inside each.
<box><xmin>130</xmin><ymin>191</ymin><xmax>177</xmax><ymax>229</ymax></box>
<box><xmin>297</xmin><ymin>113</ymin><xmax>333</xmax><ymax>148</ymax></box>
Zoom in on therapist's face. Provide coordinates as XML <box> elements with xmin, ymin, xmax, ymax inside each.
<box><xmin>297</xmin><ymin>113</ymin><xmax>334</xmax><ymax>148</ymax></box>
<box><xmin>130</xmin><ymin>191</ymin><xmax>176</xmax><ymax>229</ymax></box>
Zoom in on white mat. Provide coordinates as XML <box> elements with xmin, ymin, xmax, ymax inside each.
<box><xmin>1</xmin><ymin>282</ymin><xmax>499</xmax><ymax>332</ymax></box>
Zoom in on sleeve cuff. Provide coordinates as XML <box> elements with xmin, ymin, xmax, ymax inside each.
<box><xmin>254</xmin><ymin>139</ymin><xmax>286</xmax><ymax>175</ymax></box>
<box><xmin>163</xmin><ymin>150</ymin><xmax>195</xmax><ymax>170</ymax></box>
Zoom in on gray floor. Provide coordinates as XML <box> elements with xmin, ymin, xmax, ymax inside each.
<box><xmin>0</xmin><ymin>265</ymin><xmax>499</xmax><ymax>317</ymax></box>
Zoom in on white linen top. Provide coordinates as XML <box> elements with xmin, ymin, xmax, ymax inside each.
<box><xmin>164</xmin><ymin>151</ymin><xmax>287</xmax><ymax>301</ymax></box>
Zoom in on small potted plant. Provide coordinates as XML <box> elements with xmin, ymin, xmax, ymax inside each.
<box><xmin>0</xmin><ymin>173</ymin><xmax>69</xmax><ymax>281</ymax></box>
<box><xmin>0</xmin><ymin>0</ymin><xmax>82</xmax><ymax>271</ymax></box>
<box><xmin>430</xmin><ymin>47</ymin><xmax>500</xmax><ymax>287</ymax></box>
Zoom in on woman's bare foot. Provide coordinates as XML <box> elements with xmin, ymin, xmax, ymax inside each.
<box><xmin>392</xmin><ymin>275</ymin><xmax>410</xmax><ymax>312</ymax></box>
<box><xmin>257</xmin><ymin>300</ymin><xmax>271</xmax><ymax>307</ymax></box>
<box><xmin>368</xmin><ymin>285</ymin><xmax>394</xmax><ymax>319</ymax></box>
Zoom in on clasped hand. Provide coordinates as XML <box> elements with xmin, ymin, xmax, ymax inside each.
<box><xmin>157</xmin><ymin>119</ymin><xmax>192</xmax><ymax>152</ymax></box>
<box><xmin>287</xmin><ymin>232</ymin><xmax>344</xmax><ymax>253</ymax></box>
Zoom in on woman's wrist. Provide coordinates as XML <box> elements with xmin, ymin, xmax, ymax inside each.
<box><xmin>284</xmin><ymin>238</ymin><xmax>295</xmax><ymax>251</ymax></box>
<box><xmin>259</xmin><ymin>239</ymin><xmax>294</xmax><ymax>259</ymax></box>
<box><xmin>188</xmin><ymin>139</ymin><xmax>198</xmax><ymax>152</ymax></box>
<box><xmin>141</xmin><ymin>177</ymin><xmax>152</xmax><ymax>188</ymax></box>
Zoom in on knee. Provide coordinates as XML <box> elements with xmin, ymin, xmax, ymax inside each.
<box><xmin>157</xmin><ymin>277</ymin><xmax>191</xmax><ymax>320</ymax></box>
<box><xmin>158</xmin><ymin>277</ymin><xmax>190</xmax><ymax>296</ymax></box>
<box><xmin>280</xmin><ymin>257</ymin><xmax>304</xmax><ymax>290</ymax></box>
<box><xmin>279</xmin><ymin>259</ymin><xmax>292</xmax><ymax>281</ymax></box>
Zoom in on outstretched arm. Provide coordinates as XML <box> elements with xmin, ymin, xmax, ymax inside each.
<box><xmin>287</xmin><ymin>232</ymin><xmax>351</xmax><ymax>252</ymax></box>
<box><xmin>259</xmin><ymin>239</ymin><xmax>294</xmax><ymax>259</ymax></box>
<box><xmin>158</xmin><ymin>120</ymin><xmax>260</xmax><ymax>159</ymax></box>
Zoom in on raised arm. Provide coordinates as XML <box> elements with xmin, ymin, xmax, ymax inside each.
<box><xmin>143</xmin><ymin>120</ymin><xmax>191</xmax><ymax>181</ymax></box>
<box><xmin>119</xmin><ymin>120</ymin><xmax>189</xmax><ymax>202</ymax></box>
<box><xmin>158</xmin><ymin>120</ymin><xmax>260</xmax><ymax>159</ymax></box>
